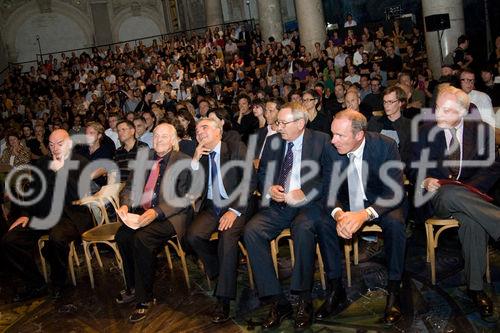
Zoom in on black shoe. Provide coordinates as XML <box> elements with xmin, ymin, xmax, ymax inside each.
<box><xmin>468</xmin><ymin>290</ymin><xmax>493</xmax><ymax>318</ymax></box>
<box><xmin>383</xmin><ymin>292</ymin><xmax>402</xmax><ymax>325</ymax></box>
<box><xmin>294</xmin><ymin>299</ymin><xmax>313</xmax><ymax>330</ymax></box>
<box><xmin>129</xmin><ymin>299</ymin><xmax>156</xmax><ymax>323</ymax></box>
<box><xmin>315</xmin><ymin>286</ymin><xmax>348</xmax><ymax>319</ymax></box>
<box><xmin>13</xmin><ymin>285</ymin><xmax>48</xmax><ymax>302</ymax></box>
<box><xmin>211</xmin><ymin>301</ymin><xmax>230</xmax><ymax>323</ymax></box>
<box><xmin>262</xmin><ymin>300</ymin><xmax>293</xmax><ymax>330</ymax></box>
<box><xmin>357</xmin><ymin>240</ymin><xmax>382</xmax><ymax>263</ymax></box>
<box><xmin>115</xmin><ymin>289</ymin><xmax>136</xmax><ymax>304</ymax></box>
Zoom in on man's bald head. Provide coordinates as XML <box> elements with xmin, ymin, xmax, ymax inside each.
<box><xmin>49</xmin><ymin>129</ymin><xmax>72</xmax><ymax>161</ymax></box>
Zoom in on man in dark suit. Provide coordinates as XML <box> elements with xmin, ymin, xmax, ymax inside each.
<box><xmin>115</xmin><ymin>123</ymin><xmax>192</xmax><ymax>322</ymax></box>
<box><xmin>316</xmin><ymin>109</ymin><xmax>407</xmax><ymax>325</ymax></box>
<box><xmin>1</xmin><ymin>129</ymin><xmax>93</xmax><ymax>301</ymax></box>
<box><xmin>244</xmin><ymin>102</ymin><xmax>333</xmax><ymax>330</ymax></box>
<box><xmin>186</xmin><ymin>118</ymin><xmax>253</xmax><ymax>323</ymax></box>
<box><xmin>411</xmin><ymin>85</ymin><xmax>500</xmax><ymax>318</ymax></box>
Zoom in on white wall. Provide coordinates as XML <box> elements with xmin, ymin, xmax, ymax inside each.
<box><xmin>118</xmin><ymin>16</ymin><xmax>162</xmax><ymax>44</ymax></box>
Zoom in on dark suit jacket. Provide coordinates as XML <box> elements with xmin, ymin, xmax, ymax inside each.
<box><xmin>329</xmin><ymin>132</ymin><xmax>405</xmax><ymax>217</ymax></box>
<box><xmin>256</xmin><ymin>129</ymin><xmax>333</xmax><ymax>207</ymax></box>
<box><xmin>121</xmin><ymin>149</ymin><xmax>192</xmax><ymax>239</ymax></box>
<box><xmin>194</xmin><ymin>140</ymin><xmax>253</xmax><ymax>216</ymax></box>
<box><xmin>410</xmin><ymin>120</ymin><xmax>500</xmax><ymax>194</ymax></box>
<box><xmin>251</xmin><ymin>126</ymin><xmax>269</xmax><ymax>160</ymax></box>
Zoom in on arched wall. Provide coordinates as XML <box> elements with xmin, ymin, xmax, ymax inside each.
<box><xmin>111</xmin><ymin>6</ymin><xmax>165</xmax><ymax>45</ymax></box>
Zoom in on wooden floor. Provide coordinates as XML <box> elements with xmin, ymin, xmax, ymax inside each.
<box><xmin>0</xmin><ymin>231</ymin><xmax>499</xmax><ymax>333</ymax></box>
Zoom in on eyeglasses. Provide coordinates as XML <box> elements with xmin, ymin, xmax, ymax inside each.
<box><xmin>302</xmin><ymin>98</ymin><xmax>316</xmax><ymax>102</ymax></box>
<box><xmin>275</xmin><ymin>119</ymin><xmax>299</xmax><ymax>127</ymax></box>
<box><xmin>383</xmin><ymin>99</ymin><xmax>399</xmax><ymax>105</ymax></box>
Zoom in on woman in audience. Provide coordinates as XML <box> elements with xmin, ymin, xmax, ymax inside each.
<box><xmin>302</xmin><ymin>89</ymin><xmax>331</xmax><ymax>135</ymax></box>
<box><xmin>0</xmin><ymin>130</ymin><xmax>31</xmax><ymax>167</ymax></box>
<box><xmin>252</xmin><ymin>100</ymin><xmax>267</xmax><ymax>129</ymax></box>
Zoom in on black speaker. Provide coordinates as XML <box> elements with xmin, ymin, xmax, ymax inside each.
<box><xmin>425</xmin><ymin>14</ymin><xmax>450</xmax><ymax>32</ymax></box>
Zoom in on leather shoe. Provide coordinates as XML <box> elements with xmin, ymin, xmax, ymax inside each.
<box><xmin>383</xmin><ymin>292</ymin><xmax>402</xmax><ymax>325</ymax></box>
<box><xmin>294</xmin><ymin>299</ymin><xmax>313</xmax><ymax>330</ymax></box>
<box><xmin>13</xmin><ymin>284</ymin><xmax>48</xmax><ymax>302</ymax></box>
<box><xmin>262</xmin><ymin>300</ymin><xmax>293</xmax><ymax>330</ymax></box>
<box><xmin>315</xmin><ymin>286</ymin><xmax>348</xmax><ymax>319</ymax></box>
<box><xmin>211</xmin><ymin>301</ymin><xmax>230</xmax><ymax>323</ymax></box>
<box><xmin>468</xmin><ymin>290</ymin><xmax>493</xmax><ymax>318</ymax></box>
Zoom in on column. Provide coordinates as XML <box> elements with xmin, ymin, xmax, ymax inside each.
<box><xmin>89</xmin><ymin>0</ymin><xmax>113</xmax><ymax>45</ymax></box>
<box><xmin>257</xmin><ymin>0</ymin><xmax>283</xmax><ymax>42</ymax></box>
<box><xmin>206</xmin><ymin>0</ymin><xmax>224</xmax><ymax>27</ymax></box>
<box><xmin>422</xmin><ymin>0</ymin><xmax>465</xmax><ymax>79</ymax></box>
<box><xmin>294</xmin><ymin>0</ymin><xmax>326</xmax><ymax>54</ymax></box>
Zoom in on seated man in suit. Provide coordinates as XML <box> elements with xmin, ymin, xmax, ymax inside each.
<box><xmin>317</xmin><ymin>109</ymin><xmax>407</xmax><ymax>325</ymax></box>
<box><xmin>244</xmin><ymin>102</ymin><xmax>333</xmax><ymax>330</ymax></box>
<box><xmin>1</xmin><ymin>129</ymin><xmax>93</xmax><ymax>301</ymax></box>
<box><xmin>115</xmin><ymin>123</ymin><xmax>192</xmax><ymax>322</ymax></box>
<box><xmin>411</xmin><ymin>85</ymin><xmax>500</xmax><ymax>318</ymax></box>
<box><xmin>186</xmin><ymin>118</ymin><xmax>252</xmax><ymax>323</ymax></box>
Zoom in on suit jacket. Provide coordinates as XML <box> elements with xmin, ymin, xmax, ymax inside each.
<box><xmin>121</xmin><ymin>149</ymin><xmax>192</xmax><ymax>239</ymax></box>
<box><xmin>410</xmin><ymin>120</ymin><xmax>500</xmax><ymax>194</ymax></box>
<box><xmin>252</xmin><ymin>126</ymin><xmax>269</xmax><ymax>160</ymax></box>
<box><xmin>329</xmin><ymin>132</ymin><xmax>405</xmax><ymax>217</ymax></box>
<box><xmin>256</xmin><ymin>129</ymin><xmax>333</xmax><ymax>207</ymax></box>
<box><xmin>194</xmin><ymin>140</ymin><xmax>253</xmax><ymax>216</ymax></box>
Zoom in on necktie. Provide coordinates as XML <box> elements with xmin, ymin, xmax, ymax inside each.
<box><xmin>141</xmin><ymin>159</ymin><xmax>161</xmax><ymax>210</ymax></box>
<box><xmin>209</xmin><ymin>151</ymin><xmax>223</xmax><ymax>217</ymax></box>
<box><xmin>347</xmin><ymin>153</ymin><xmax>365</xmax><ymax>211</ymax></box>
<box><xmin>447</xmin><ymin>128</ymin><xmax>461</xmax><ymax>179</ymax></box>
<box><xmin>277</xmin><ymin>142</ymin><xmax>294</xmax><ymax>191</ymax></box>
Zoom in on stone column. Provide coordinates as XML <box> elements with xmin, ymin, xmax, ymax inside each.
<box><xmin>257</xmin><ymin>0</ymin><xmax>283</xmax><ymax>42</ymax></box>
<box><xmin>422</xmin><ymin>0</ymin><xmax>465</xmax><ymax>79</ymax></box>
<box><xmin>206</xmin><ymin>0</ymin><xmax>224</xmax><ymax>27</ymax></box>
<box><xmin>89</xmin><ymin>0</ymin><xmax>113</xmax><ymax>45</ymax></box>
<box><xmin>294</xmin><ymin>0</ymin><xmax>326</xmax><ymax>54</ymax></box>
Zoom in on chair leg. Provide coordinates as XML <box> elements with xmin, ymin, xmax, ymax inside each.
<box><xmin>344</xmin><ymin>241</ymin><xmax>352</xmax><ymax>288</ymax></box>
<box><xmin>93</xmin><ymin>244</ymin><xmax>103</xmax><ymax>268</ymax></box>
<box><xmin>73</xmin><ymin>245</ymin><xmax>80</xmax><ymax>267</ymax></box>
<box><xmin>68</xmin><ymin>242</ymin><xmax>77</xmax><ymax>286</ymax></box>
<box><xmin>429</xmin><ymin>230</ymin><xmax>437</xmax><ymax>285</ymax></box>
<box><xmin>179</xmin><ymin>250</ymin><xmax>190</xmax><ymax>289</ymax></box>
<box><xmin>83</xmin><ymin>241</ymin><xmax>95</xmax><ymax>289</ymax></box>
<box><xmin>270</xmin><ymin>240</ymin><xmax>279</xmax><ymax>278</ymax></box>
<box><xmin>238</xmin><ymin>242</ymin><xmax>254</xmax><ymax>290</ymax></box>
<box><xmin>164</xmin><ymin>245</ymin><xmax>174</xmax><ymax>270</ymax></box>
<box><xmin>316</xmin><ymin>245</ymin><xmax>326</xmax><ymax>290</ymax></box>
<box><xmin>38</xmin><ymin>239</ymin><xmax>48</xmax><ymax>283</ymax></box>
<box><xmin>353</xmin><ymin>236</ymin><xmax>359</xmax><ymax>265</ymax></box>
<box><xmin>288</xmin><ymin>239</ymin><xmax>295</xmax><ymax>267</ymax></box>
<box><xmin>425</xmin><ymin>223</ymin><xmax>432</xmax><ymax>262</ymax></box>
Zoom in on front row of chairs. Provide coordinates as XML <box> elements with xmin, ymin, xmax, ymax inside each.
<box><xmin>36</xmin><ymin>185</ymin><xmax>492</xmax><ymax>292</ymax></box>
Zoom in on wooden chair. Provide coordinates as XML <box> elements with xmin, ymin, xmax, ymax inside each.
<box><xmin>77</xmin><ymin>183</ymin><xmax>126</xmax><ymax>288</ymax></box>
<box><xmin>344</xmin><ymin>225</ymin><xmax>383</xmax><ymax>287</ymax></box>
<box><xmin>38</xmin><ymin>236</ymin><xmax>79</xmax><ymax>286</ymax></box>
<box><xmin>203</xmin><ymin>232</ymin><xmax>255</xmax><ymax>290</ymax></box>
<box><xmin>163</xmin><ymin>235</ymin><xmax>191</xmax><ymax>289</ymax></box>
<box><xmin>270</xmin><ymin>228</ymin><xmax>326</xmax><ymax>290</ymax></box>
<box><xmin>425</xmin><ymin>217</ymin><xmax>491</xmax><ymax>285</ymax></box>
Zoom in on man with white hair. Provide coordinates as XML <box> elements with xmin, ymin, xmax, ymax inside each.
<box><xmin>411</xmin><ymin>85</ymin><xmax>500</xmax><ymax>319</ymax></box>
<box><xmin>115</xmin><ymin>123</ymin><xmax>192</xmax><ymax>322</ymax></box>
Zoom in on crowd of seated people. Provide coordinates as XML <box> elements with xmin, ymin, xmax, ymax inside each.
<box><xmin>0</xmin><ymin>19</ymin><xmax>499</xmax><ymax>329</ymax></box>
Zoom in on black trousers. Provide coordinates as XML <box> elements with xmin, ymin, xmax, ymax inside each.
<box><xmin>186</xmin><ymin>206</ymin><xmax>246</xmax><ymax>299</ymax></box>
<box><xmin>432</xmin><ymin>185</ymin><xmax>500</xmax><ymax>290</ymax></box>
<box><xmin>115</xmin><ymin>219</ymin><xmax>176</xmax><ymax>303</ymax></box>
<box><xmin>1</xmin><ymin>216</ymin><xmax>89</xmax><ymax>288</ymax></box>
<box><xmin>243</xmin><ymin>202</ymin><xmax>322</xmax><ymax>298</ymax></box>
<box><xmin>317</xmin><ymin>205</ymin><xmax>407</xmax><ymax>282</ymax></box>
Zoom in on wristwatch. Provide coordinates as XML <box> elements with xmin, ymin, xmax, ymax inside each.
<box><xmin>365</xmin><ymin>208</ymin><xmax>375</xmax><ymax>221</ymax></box>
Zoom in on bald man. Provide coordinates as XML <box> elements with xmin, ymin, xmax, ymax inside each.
<box><xmin>1</xmin><ymin>129</ymin><xmax>93</xmax><ymax>301</ymax></box>
<box><xmin>115</xmin><ymin>123</ymin><xmax>192</xmax><ymax>323</ymax></box>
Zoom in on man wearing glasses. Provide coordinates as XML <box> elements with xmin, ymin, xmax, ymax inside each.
<box><xmin>459</xmin><ymin>69</ymin><xmax>495</xmax><ymax>128</ymax></box>
<box><xmin>244</xmin><ymin>102</ymin><xmax>333</xmax><ymax>330</ymax></box>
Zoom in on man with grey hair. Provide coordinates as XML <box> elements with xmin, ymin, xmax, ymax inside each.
<box><xmin>244</xmin><ymin>102</ymin><xmax>333</xmax><ymax>330</ymax></box>
<box><xmin>186</xmin><ymin>118</ymin><xmax>252</xmax><ymax>324</ymax></box>
<box><xmin>411</xmin><ymin>85</ymin><xmax>500</xmax><ymax>319</ymax></box>
<box><xmin>115</xmin><ymin>123</ymin><xmax>192</xmax><ymax>322</ymax></box>
<box><xmin>317</xmin><ymin>109</ymin><xmax>407</xmax><ymax>325</ymax></box>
